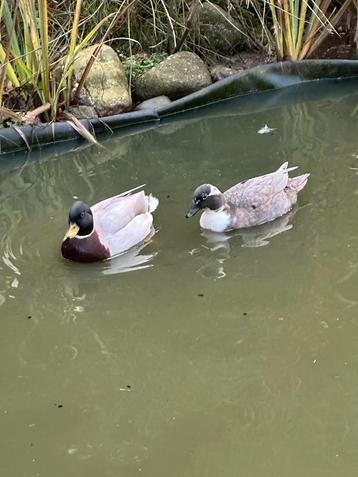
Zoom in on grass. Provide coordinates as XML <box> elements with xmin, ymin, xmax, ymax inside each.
<box><xmin>122</xmin><ymin>53</ymin><xmax>168</xmax><ymax>80</ymax></box>
<box><xmin>0</xmin><ymin>0</ymin><xmax>117</xmax><ymax>120</ymax></box>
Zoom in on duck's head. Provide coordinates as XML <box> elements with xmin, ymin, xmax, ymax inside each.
<box><xmin>63</xmin><ymin>201</ymin><xmax>94</xmax><ymax>240</ymax></box>
<box><xmin>186</xmin><ymin>184</ymin><xmax>223</xmax><ymax>218</ymax></box>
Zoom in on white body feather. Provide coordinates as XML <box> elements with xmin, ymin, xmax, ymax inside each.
<box><xmin>200</xmin><ymin>209</ymin><xmax>232</xmax><ymax>232</ymax></box>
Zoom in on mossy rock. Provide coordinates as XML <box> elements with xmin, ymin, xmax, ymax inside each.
<box><xmin>134</xmin><ymin>52</ymin><xmax>212</xmax><ymax>101</ymax></box>
<box><xmin>73</xmin><ymin>44</ymin><xmax>131</xmax><ymax>117</ymax></box>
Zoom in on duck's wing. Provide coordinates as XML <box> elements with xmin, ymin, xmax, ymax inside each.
<box><xmin>105</xmin><ymin>212</ymin><xmax>154</xmax><ymax>257</ymax></box>
<box><xmin>92</xmin><ymin>186</ymin><xmax>146</xmax><ymax>214</ymax></box>
<box><xmin>93</xmin><ymin>191</ymin><xmax>149</xmax><ymax>238</ymax></box>
<box><xmin>224</xmin><ymin>162</ymin><xmax>297</xmax><ymax>208</ymax></box>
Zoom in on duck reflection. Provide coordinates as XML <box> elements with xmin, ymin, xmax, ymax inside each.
<box><xmin>239</xmin><ymin>209</ymin><xmax>295</xmax><ymax>248</ymax></box>
<box><xmin>202</xmin><ymin>208</ymin><xmax>297</xmax><ymax>250</ymax></box>
<box><xmin>101</xmin><ymin>240</ymin><xmax>157</xmax><ymax>276</ymax></box>
<box><xmin>196</xmin><ymin>209</ymin><xmax>297</xmax><ymax>280</ymax></box>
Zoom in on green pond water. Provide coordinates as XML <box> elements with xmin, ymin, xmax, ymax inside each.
<box><xmin>1</xmin><ymin>79</ymin><xmax>358</xmax><ymax>477</ymax></box>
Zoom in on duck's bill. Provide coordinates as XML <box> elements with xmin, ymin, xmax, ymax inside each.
<box><xmin>63</xmin><ymin>223</ymin><xmax>80</xmax><ymax>240</ymax></box>
<box><xmin>186</xmin><ymin>205</ymin><xmax>200</xmax><ymax>218</ymax></box>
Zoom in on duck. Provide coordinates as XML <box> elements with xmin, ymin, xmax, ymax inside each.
<box><xmin>61</xmin><ymin>185</ymin><xmax>159</xmax><ymax>262</ymax></box>
<box><xmin>186</xmin><ymin>162</ymin><xmax>309</xmax><ymax>233</ymax></box>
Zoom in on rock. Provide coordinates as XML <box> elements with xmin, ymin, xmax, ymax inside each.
<box><xmin>72</xmin><ymin>44</ymin><xmax>131</xmax><ymax>117</ymax></box>
<box><xmin>210</xmin><ymin>64</ymin><xmax>242</xmax><ymax>82</ymax></box>
<box><xmin>199</xmin><ymin>3</ymin><xmax>245</xmax><ymax>55</ymax></box>
<box><xmin>134</xmin><ymin>52</ymin><xmax>212</xmax><ymax>101</ymax></box>
<box><xmin>136</xmin><ymin>96</ymin><xmax>171</xmax><ymax>111</ymax></box>
<box><xmin>68</xmin><ymin>105</ymin><xmax>98</xmax><ymax>119</ymax></box>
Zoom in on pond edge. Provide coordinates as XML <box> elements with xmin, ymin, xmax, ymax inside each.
<box><xmin>1</xmin><ymin>59</ymin><xmax>358</xmax><ymax>155</ymax></box>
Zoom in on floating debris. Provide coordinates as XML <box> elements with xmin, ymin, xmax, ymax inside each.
<box><xmin>257</xmin><ymin>124</ymin><xmax>276</xmax><ymax>134</ymax></box>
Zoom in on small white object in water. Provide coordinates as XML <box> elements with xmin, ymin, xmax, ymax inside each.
<box><xmin>258</xmin><ymin>124</ymin><xmax>276</xmax><ymax>134</ymax></box>
<box><xmin>188</xmin><ymin>248</ymin><xmax>200</xmax><ymax>256</ymax></box>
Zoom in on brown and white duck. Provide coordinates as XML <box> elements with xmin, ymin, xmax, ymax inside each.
<box><xmin>61</xmin><ymin>186</ymin><xmax>159</xmax><ymax>262</ymax></box>
<box><xmin>186</xmin><ymin>162</ymin><xmax>309</xmax><ymax>232</ymax></box>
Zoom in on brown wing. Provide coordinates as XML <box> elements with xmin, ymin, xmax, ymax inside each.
<box><xmin>224</xmin><ymin>162</ymin><xmax>292</xmax><ymax>208</ymax></box>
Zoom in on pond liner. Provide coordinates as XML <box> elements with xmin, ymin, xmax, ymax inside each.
<box><xmin>2</xmin><ymin>76</ymin><xmax>358</xmax><ymax>174</ymax></box>
<box><xmin>0</xmin><ymin>109</ymin><xmax>159</xmax><ymax>155</ymax></box>
<box><xmin>1</xmin><ymin>59</ymin><xmax>358</xmax><ymax>156</ymax></box>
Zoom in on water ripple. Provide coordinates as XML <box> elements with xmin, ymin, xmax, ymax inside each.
<box><xmin>2</xmin><ymin>240</ymin><xmax>21</xmax><ymax>276</ymax></box>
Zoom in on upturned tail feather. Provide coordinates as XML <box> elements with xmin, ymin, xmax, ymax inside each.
<box><xmin>148</xmin><ymin>194</ymin><xmax>159</xmax><ymax>213</ymax></box>
<box><xmin>119</xmin><ymin>184</ymin><xmax>146</xmax><ymax>197</ymax></box>
<box><xmin>279</xmin><ymin>161</ymin><xmax>299</xmax><ymax>173</ymax></box>
<box><xmin>288</xmin><ymin>173</ymin><xmax>310</xmax><ymax>192</ymax></box>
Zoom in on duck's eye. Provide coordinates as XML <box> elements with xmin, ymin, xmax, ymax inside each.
<box><xmin>80</xmin><ymin>211</ymin><xmax>85</xmax><ymax>218</ymax></box>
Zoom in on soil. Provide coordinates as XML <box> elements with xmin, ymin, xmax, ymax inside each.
<box><xmin>209</xmin><ymin>50</ymin><xmax>273</xmax><ymax>82</ymax></box>
<box><xmin>310</xmin><ymin>4</ymin><xmax>357</xmax><ymax>60</ymax></box>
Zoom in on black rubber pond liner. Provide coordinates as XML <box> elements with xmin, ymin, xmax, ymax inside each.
<box><xmin>2</xmin><ymin>74</ymin><xmax>357</xmax><ymax>174</ymax></box>
<box><xmin>1</xmin><ymin>59</ymin><xmax>358</xmax><ymax>156</ymax></box>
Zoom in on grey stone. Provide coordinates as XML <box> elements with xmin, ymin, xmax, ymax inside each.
<box><xmin>199</xmin><ymin>3</ymin><xmax>245</xmax><ymax>55</ymax></box>
<box><xmin>72</xmin><ymin>44</ymin><xmax>131</xmax><ymax>117</ymax></box>
<box><xmin>134</xmin><ymin>52</ymin><xmax>212</xmax><ymax>101</ymax></box>
<box><xmin>136</xmin><ymin>96</ymin><xmax>171</xmax><ymax>111</ymax></box>
<box><xmin>68</xmin><ymin>105</ymin><xmax>98</xmax><ymax>119</ymax></box>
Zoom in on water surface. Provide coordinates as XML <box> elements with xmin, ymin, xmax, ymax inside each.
<box><xmin>1</xmin><ymin>79</ymin><xmax>358</xmax><ymax>477</ymax></box>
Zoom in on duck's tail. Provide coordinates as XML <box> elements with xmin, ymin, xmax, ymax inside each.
<box><xmin>119</xmin><ymin>184</ymin><xmax>146</xmax><ymax>197</ymax></box>
<box><xmin>288</xmin><ymin>173</ymin><xmax>310</xmax><ymax>192</ymax></box>
<box><xmin>287</xmin><ymin>165</ymin><xmax>299</xmax><ymax>173</ymax></box>
<box><xmin>278</xmin><ymin>162</ymin><xmax>299</xmax><ymax>174</ymax></box>
<box><xmin>148</xmin><ymin>194</ymin><xmax>159</xmax><ymax>213</ymax></box>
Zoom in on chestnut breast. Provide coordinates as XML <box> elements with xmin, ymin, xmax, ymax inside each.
<box><xmin>61</xmin><ymin>230</ymin><xmax>110</xmax><ymax>262</ymax></box>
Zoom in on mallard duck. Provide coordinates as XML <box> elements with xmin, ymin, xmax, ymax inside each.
<box><xmin>186</xmin><ymin>162</ymin><xmax>309</xmax><ymax>232</ymax></box>
<box><xmin>61</xmin><ymin>185</ymin><xmax>159</xmax><ymax>262</ymax></box>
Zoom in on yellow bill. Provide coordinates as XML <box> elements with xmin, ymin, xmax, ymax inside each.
<box><xmin>63</xmin><ymin>223</ymin><xmax>80</xmax><ymax>240</ymax></box>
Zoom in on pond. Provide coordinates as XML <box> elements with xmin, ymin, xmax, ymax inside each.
<box><xmin>1</xmin><ymin>78</ymin><xmax>358</xmax><ymax>477</ymax></box>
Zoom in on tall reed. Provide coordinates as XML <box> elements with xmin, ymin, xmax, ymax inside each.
<box><xmin>0</xmin><ymin>0</ymin><xmax>114</xmax><ymax>119</ymax></box>
<box><xmin>266</xmin><ymin>0</ymin><xmax>352</xmax><ymax>60</ymax></box>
